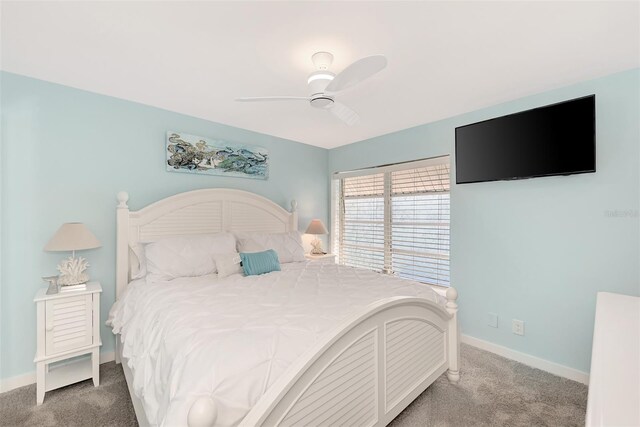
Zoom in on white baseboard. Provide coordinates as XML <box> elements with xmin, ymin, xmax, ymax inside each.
<box><xmin>462</xmin><ymin>334</ymin><xmax>589</xmax><ymax>385</ymax></box>
<box><xmin>0</xmin><ymin>351</ymin><xmax>115</xmax><ymax>394</ymax></box>
<box><xmin>0</xmin><ymin>373</ymin><xmax>36</xmax><ymax>394</ymax></box>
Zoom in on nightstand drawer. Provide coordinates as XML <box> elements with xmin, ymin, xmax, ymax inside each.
<box><xmin>45</xmin><ymin>294</ymin><xmax>93</xmax><ymax>355</ymax></box>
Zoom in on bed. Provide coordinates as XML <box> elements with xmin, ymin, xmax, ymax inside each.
<box><xmin>111</xmin><ymin>188</ymin><xmax>460</xmax><ymax>427</ymax></box>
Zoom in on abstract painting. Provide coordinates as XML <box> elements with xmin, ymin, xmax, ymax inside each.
<box><xmin>166</xmin><ymin>131</ymin><xmax>269</xmax><ymax>180</ymax></box>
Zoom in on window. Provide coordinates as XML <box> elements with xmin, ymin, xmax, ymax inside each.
<box><xmin>332</xmin><ymin>156</ymin><xmax>450</xmax><ymax>287</ymax></box>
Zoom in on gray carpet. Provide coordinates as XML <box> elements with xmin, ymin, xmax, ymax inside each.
<box><xmin>0</xmin><ymin>344</ymin><xmax>587</xmax><ymax>426</ymax></box>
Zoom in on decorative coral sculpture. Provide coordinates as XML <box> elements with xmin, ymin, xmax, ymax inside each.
<box><xmin>310</xmin><ymin>238</ymin><xmax>325</xmax><ymax>255</ymax></box>
<box><xmin>57</xmin><ymin>256</ymin><xmax>90</xmax><ymax>286</ymax></box>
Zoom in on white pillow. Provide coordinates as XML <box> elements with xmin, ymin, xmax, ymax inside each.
<box><xmin>236</xmin><ymin>231</ymin><xmax>306</xmax><ymax>264</ymax></box>
<box><xmin>145</xmin><ymin>233</ymin><xmax>236</xmax><ymax>280</ymax></box>
<box><xmin>129</xmin><ymin>243</ymin><xmax>147</xmax><ymax>280</ymax></box>
<box><xmin>213</xmin><ymin>252</ymin><xmax>243</xmax><ymax>278</ymax></box>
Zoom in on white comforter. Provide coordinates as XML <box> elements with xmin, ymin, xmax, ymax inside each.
<box><xmin>108</xmin><ymin>262</ymin><xmax>444</xmax><ymax>426</ymax></box>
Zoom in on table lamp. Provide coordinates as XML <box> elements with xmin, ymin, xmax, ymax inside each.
<box><xmin>305</xmin><ymin>219</ymin><xmax>328</xmax><ymax>255</ymax></box>
<box><xmin>44</xmin><ymin>223</ymin><xmax>101</xmax><ymax>286</ymax></box>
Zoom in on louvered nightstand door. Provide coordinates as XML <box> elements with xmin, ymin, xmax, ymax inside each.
<box><xmin>45</xmin><ymin>294</ymin><xmax>93</xmax><ymax>355</ymax></box>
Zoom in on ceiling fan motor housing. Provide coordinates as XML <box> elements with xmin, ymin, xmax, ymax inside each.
<box><xmin>307</xmin><ymin>71</ymin><xmax>335</xmax><ymax>96</ymax></box>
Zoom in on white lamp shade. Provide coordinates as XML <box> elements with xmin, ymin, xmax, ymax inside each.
<box><xmin>44</xmin><ymin>223</ymin><xmax>102</xmax><ymax>252</ymax></box>
<box><xmin>305</xmin><ymin>219</ymin><xmax>328</xmax><ymax>235</ymax></box>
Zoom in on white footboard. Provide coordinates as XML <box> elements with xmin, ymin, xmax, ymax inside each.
<box><xmin>232</xmin><ymin>289</ymin><xmax>459</xmax><ymax>427</ymax></box>
<box><xmin>118</xmin><ymin>290</ymin><xmax>459</xmax><ymax>427</ymax></box>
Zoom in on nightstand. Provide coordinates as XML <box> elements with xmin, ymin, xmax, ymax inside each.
<box><xmin>33</xmin><ymin>282</ymin><xmax>102</xmax><ymax>405</ymax></box>
<box><xmin>305</xmin><ymin>253</ymin><xmax>337</xmax><ymax>264</ymax></box>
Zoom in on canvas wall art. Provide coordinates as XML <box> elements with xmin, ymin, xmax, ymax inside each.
<box><xmin>166</xmin><ymin>131</ymin><xmax>269</xmax><ymax>180</ymax></box>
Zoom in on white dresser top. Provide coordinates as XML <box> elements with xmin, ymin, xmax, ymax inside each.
<box><xmin>586</xmin><ymin>292</ymin><xmax>640</xmax><ymax>427</ymax></box>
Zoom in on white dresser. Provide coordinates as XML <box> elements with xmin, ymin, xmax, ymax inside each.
<box><xmin>34</xmin><ymin>282</ymin><xmax>102</xmax><ymax>404</ymax></box>
<box><xmin>586</xmin><ymin>292</ymin><xmax>640</xmax><ymax>427</ymax></box>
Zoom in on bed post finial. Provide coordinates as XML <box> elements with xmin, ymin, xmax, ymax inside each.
<box><xmin>188</xmin><ymin>396</ymin><xmax>218</xmax><ymax>427</ymax></box>
<box><xmin>445</xmin><ymin>286</ymin><xmax>460</xmax><ymax>383</ymax></box>
<box><xmin>445</xmin><ymin>287</ymin><xmax>458</xmax><ymax>311</ymax></box>
<box><xmin>289</xmin><ymin>200</ymin><xmax>299</xmax><ymax>232</ymax></box>
<box><xmin>117</xmin><ymin>191</ymin><xmax>129</xmax><ymax>208</ymax></box>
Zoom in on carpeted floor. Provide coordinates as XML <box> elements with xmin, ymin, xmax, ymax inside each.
<box><xmin>0</xmin><ymin>344</ymin><xmax>588</xmax><ymax>426</ymax></box>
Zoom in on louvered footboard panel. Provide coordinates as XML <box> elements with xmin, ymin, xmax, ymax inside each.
<box><xmin>385</xmin><ymin>319</ymin><xmax>445</xmax><ymax>410</ymax></box>
<box><xmin>279</xmin><ymin>330</ymin><xmax>378</xmax><ymax>427</ymax></box>
<box><xmin>239</xmin><ymin>297</ymin><xmax>458</xmax><ymax>427</ymax></box>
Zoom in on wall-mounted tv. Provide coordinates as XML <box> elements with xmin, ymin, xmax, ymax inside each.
<box><xmin>455</xmin><ymin>95</ymin><xmax>595</xmax><ymax>184</ymax></box>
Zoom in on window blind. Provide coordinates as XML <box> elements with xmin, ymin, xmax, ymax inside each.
<box><xmin>334</xmin><ymin>156</ymin><xmax>450</xmax><ymax>287</ymax></box>
<box><xmin>339</xmin><ymin>173</ymin><xmax>385</xmax><ymax>271</ymax></box>
<box><xmin>389</xmin><ymin>163</ymin><xmax>450</xmax><ymax>286</ymax></box>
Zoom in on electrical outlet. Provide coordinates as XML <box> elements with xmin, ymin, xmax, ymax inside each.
<box><xmin>487</xmin><ymin>312</ymin><xmax>498</xmax><ymax>328</ymax></box>
<box><xmin>512</xmin><ymin>319</ymin><xmax>525</xmax><ymax>336</ymax></box>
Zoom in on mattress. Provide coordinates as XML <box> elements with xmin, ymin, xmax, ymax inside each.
<box><xmin>108</xmin><ymin>261</ymin><xmax>444</xmax><ymax>426</ymax></box>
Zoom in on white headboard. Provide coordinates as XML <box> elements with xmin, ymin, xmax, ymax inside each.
<box><xmin>115</xmin><ymin>189</ymin><xmax>298</xmax><ymax>299</ymax></box>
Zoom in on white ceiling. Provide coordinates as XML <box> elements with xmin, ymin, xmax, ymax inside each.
<box><xmin>2</xmin><ymin>1</ymin><xmax>638</xmax><ymax>149</ymax></box>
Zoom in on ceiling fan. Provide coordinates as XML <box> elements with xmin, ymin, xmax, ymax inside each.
<box><xmin>236</xmin><ymin>52</ymin><xmax>387</xmax><ymax>126</ymax></box>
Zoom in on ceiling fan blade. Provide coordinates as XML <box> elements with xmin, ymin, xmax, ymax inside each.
<box><xmin>236</xmin><ymin>96</ymin><xmax>310</xmax><ymax>102</ymax></box>
<box><xmin>325</xmin><ymin>55</ymin><xmax>387</xmax><ymax>93</ymax></box>
<box><xmin>328</xmin><ymin>102</ymin><xmax>360</xmax><ymax>126</ymax></box>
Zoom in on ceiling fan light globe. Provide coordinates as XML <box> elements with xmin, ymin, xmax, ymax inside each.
<box><xmin>307</xmin><ymin>71</ymin><xmax>335</xmax><ymax>95</ymax></box>
<box><xmin>307</xmin><ymin>72</ymin><xmax>335</xmax><ymax>84</ymax></box>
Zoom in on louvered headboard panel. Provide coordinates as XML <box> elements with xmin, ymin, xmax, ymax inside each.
<box><xmin>229</xmin><ymin>201</ymin><xmax>290</xmax><ymax>233</ymax></box>
<box><xmin>138</xmin><ymin>201</ymin><xmax>224</xmax><ymax>241</ymax></box>
<box><xmin>116</xmin><ymin>189</ymin><xmax>298</xmax><ymax>299</ymax></box>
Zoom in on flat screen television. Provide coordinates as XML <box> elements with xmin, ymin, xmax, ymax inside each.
<box><xmin>455</xmin><ymin>95</ymin><xmax>595</xmax><ymax>184</ymax></box>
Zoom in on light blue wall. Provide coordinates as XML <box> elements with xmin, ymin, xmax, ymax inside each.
<box><xmin>329</xmin><ymin>68</ymin><xmax>640</xmax><ymax>373</ymax></box>
<box><xmin>1</xmin><ymin>68</ymin><xmax>638</xmax><ymax>381</ymax></box>
<box><xmin>0</xmin><ymin>72</ymin><xmax>329</xmax><ymax>380</ymax></box>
